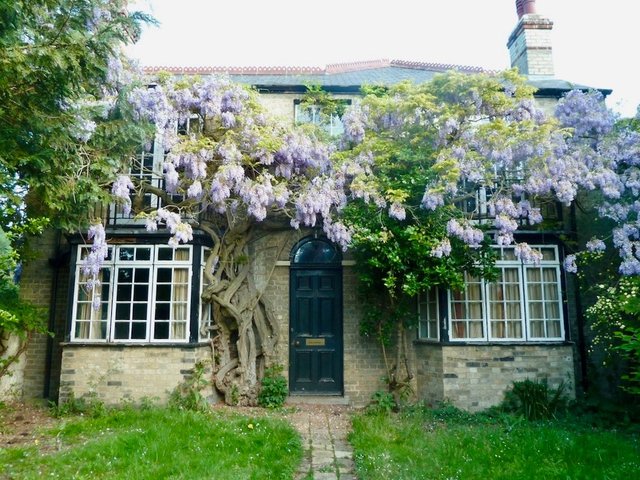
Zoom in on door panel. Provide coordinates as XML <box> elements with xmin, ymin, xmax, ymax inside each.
<box><xmin>290</xmin><ymin>268</ymin><xmax>343</xmax><ymax>394</ymax></box>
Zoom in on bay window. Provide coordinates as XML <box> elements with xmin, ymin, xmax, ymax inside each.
<box><xmin>450</xmin><ymin>245</ymin><xmax>564</xmax><ymax>341</ymax></box>
<box><xmin>418</xmin><ymin>245</ymin><xmax>565</xmax><ymax>342</ymax></box>
<box><xmin>71</xmin><ymin>245</ymin><xmax>193</xmax><ymax>343</ymax></box>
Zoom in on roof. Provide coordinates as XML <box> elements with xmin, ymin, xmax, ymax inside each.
<box><xmin>143</xmin><ymin>59</ymin><xmax>611</xmax><ymax>96</ymax></box>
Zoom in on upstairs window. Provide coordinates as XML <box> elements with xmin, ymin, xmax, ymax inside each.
<box><xmin>294</xmin><ymin>99</ymin><xmax>350</xmax><ymax>137</ymax></box>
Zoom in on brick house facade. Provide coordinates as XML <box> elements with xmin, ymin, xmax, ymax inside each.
<box><xmin>6</xmin><ymin>1</ymin><xmax>608</xmax><ymax>411</ymax></box>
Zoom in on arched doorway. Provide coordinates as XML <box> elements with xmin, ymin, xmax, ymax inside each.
<box><xmin>289</xmin><ymin>236</ymin><xmax>343</xmax><ymax>395</ymax></box>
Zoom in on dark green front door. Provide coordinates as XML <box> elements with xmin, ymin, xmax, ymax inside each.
<box><xmin>289</xmin><ymin>268</ymin><xmax>343</xmax><ymax>394</ymax></box>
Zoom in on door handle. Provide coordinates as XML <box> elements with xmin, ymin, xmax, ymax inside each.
<box><xmin>292</xmin><ymin>340</ymin><xmax>300</xmax><ymax>346</ymax></box>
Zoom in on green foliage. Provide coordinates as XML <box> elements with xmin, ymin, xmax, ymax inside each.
<box><xmin>258</xmin><ymin>364</ymin><xmax>288</xmax><ymax>409</ymax></box>
<box><xmin>0</xmin><ymin>227</ymin><xmax>48</xmax><ymax>379</ymax></box>
<box><xmin>299</xmin><ymin>84</ymin><xmax>349</xmax><ymax>119</ymax></box>
<box><xmin>500</xmin><ymin>379</ymin><xmax>568</xmax><ymax>420</ymax></box>
<box><xmin>587</xmin><ymin>276</ymin><xmax>640</xmax><ymax>395</ymax></box>
<box><xmin>367</xmin><ymin>390</ymin><xmax>397</xmax><ymax>414</ymax></box>
<box><xmin>168</xmin><ymin>360</ymin><xmax>210</xmax><ymax>413</ymax></box>
<box><xmin>1</xmin><ymin>407</ymin><xmax>303</xmax><ymax>479</ymax></box>
<box><xmin>49</xmin><ymin>392</ymin><xmax>106</xmax><ymax>419</ymax></box>
<box><xmin>0</xmin><ymin>0</ymin><xmax>154</xmax><ymax>255</ymax></box>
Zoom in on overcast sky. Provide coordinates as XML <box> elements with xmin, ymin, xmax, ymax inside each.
<box><xmin>126</xmin><ymin>0</ymin><xmax>639</xmax><ymax>117</ymax></box>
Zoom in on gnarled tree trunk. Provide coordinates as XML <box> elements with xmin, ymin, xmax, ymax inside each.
<box><xmin>200</xmin><ymin>221</ymin><xmax>286</xmax><ymax>405</ymax></box>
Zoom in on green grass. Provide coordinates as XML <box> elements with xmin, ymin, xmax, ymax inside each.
<box><xmin>349</xmin><ymin>406</ymin><xmax>640</xmax><ymax>480</ymax></box>
<box><xmin>0</xmin><ymin>407</ymin><xmax>302</xmax><ymax>479</ymax></box>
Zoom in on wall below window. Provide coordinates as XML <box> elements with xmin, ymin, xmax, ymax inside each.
<box><xmin>58</xmin><ymin>345</ymin><xmax>217</xmax><ymax>405</ymax></box>
<box><xmin>414</xmin><ymin>343</ymin><xmax>576</xmax><ymax>412</ymax></box>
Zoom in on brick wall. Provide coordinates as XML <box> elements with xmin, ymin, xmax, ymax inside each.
<box><xmin>10</xmin><ymin>230</ymin><xmax>69</xmax><ymax>400</ymax></box>
<box><xmin>58</xmin><ymin>345</ymin><xmax>217</xmax><ymax>405</ymax></box>
<box><xmin>507</xmin><ymin>16</ymin><xmax>554</xmax><ymax>77</ymax></box>
<box><xmin>415</xmin><ymin>343</ymin><xmax>575</xmax><ymax>412</ymax></box>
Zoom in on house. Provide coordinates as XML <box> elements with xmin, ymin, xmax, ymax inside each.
<box><xmin>9</xmin><ymin>0</ymin><xmax>608</xmax><ymax>411</ymax></box>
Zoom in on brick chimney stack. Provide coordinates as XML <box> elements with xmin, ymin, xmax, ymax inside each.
<box><xmin>507</xmin><ymin>0</ymin><xmax>554</xmax><ymax>77</ymax></box>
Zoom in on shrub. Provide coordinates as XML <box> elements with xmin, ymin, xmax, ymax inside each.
<box><xmin>258</xmin><ymin>364</ymin><xmax>288</xmax><ymax>409</ymax></box>
<box><xmin>367</xmin><ymin>390</ymin><xmax>396</xmax><ymax>414</ymax></box>
<box><xmin>501</xmin><ymin>378</ymin><xmax>567</xmax><ymax>420</ymax></box>
<box><xmin>50</xmin><ymin>393</ymin><xmax>106</xmax><ymax>418</ymax></box>
<box><xmin>168</xmin><ymin>361</ymin><xmax>210</xmax><ymax>413</ymax></box>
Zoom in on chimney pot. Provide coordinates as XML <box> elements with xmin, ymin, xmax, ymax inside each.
<box><xmin>516</xmin><ymin>0</ymin><xmax>536</xmax><ymax>19</ymax></box>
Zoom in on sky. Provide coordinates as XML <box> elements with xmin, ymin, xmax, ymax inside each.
<box><xmin>126</xmin><ymin>0</ymin><xmax>639</xmax><ymax>117</ymax></box>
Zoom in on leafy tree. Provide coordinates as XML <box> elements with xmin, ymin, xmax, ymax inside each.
<box><xmin>0</xmin><ymin>0</ymin><xmax>152</xmax><ymax>385</ymax></box>
<box><xmin>0</xmin><ymin>0</ymin><xmax>153</xmax><ymax>244</ymax></box>
<box><xmin>569</xmin><ymin>109</ymin><xmax>640</xmax><ymax>397</ymax></box>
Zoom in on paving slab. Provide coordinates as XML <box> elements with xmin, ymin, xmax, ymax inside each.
<box><xmin>284</xmin><ymin>403</ymin><xmax>357</xmax><ymax>480</ymax></box>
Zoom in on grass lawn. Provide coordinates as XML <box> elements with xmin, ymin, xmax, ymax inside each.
<box><xmin>0</xmin><ymin>406</ymin><xmax>302</xmax><ymax>480</ymax></box>
<box><xmin>349</xmin><ymin>405</ymin><xmax>640</xmax><ymax>480</ymax></box>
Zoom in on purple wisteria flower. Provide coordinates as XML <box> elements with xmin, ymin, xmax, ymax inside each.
<box><xmin>564</xmin><ymin>254</ymin><xmax>578</xmax><ymax>273</ymax></box>
<box><xmin>111</xmin><ymin>175</ymin><xmax>134</xmax><ymax>215</ymax></box>
<box><xmin>586</xmin><ymin>238</ymin><xmax>606</xmax><ymax>253</ymax></box>
<box><xmin>514</xmin><ymin>243</ymin><xmax>543</xmax><ymax>265</ymax></box>
<box><xmin>421</xmin><ymin>191</ymin><xmax>444</xmax><ymax>211</ymax></box>
<box><xmin>431</xmin><ymin>238</ymin><xmax>452</xmax><ymax>258</ymax></box>
<box><xmin>446</xmin><ymin>219</ymin><xmax>483</xmax><ymax>248</ymax></box>
<box><xmin>388</xmin><ymin>202</ymin><xmax>406</xmax><ymax>221</ymax></box>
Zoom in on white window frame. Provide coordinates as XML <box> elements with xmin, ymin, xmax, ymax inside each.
<box><xmin>447</xmin><ymin>245</ymin><xmax>564</xmax><ymax>343</ymax></box>
<box><xmin>417</xmin><ymin>289</ymin><xmax>440</xmax><ymax>341</ymax></box>
<box><xmin>199</xmin><ymin>246</ymin><xmax>214</xmax><ymax>341</ymax></box>
<box><xmin>71</xmin><ymin>244</ymin><xmax>193</xmax><ymax>344</ymax></box>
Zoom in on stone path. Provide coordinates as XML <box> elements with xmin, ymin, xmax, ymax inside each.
<box><xmin>284</xmin><ymin>404</ymin><xmax>357</xmax><ymax>480</ymax></box>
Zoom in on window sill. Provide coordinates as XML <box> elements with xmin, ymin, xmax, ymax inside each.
<box><xmin>61</xmin><ymin>341</ymin><xmax>211</xmax><ymax>348</ymax></box>
<box><xmin>413</xmin><ymin>339</ymin><xmax>574</xmax><ymax>347</ymax></box>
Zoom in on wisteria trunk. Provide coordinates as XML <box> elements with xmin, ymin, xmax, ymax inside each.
<box><xmin>200</xmin><ymin>225</ymin><xmax>280</xmax><ymax>405</ymax></box>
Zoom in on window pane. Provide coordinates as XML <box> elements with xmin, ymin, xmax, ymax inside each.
<box><xmin>529</xmin><ymin>302</ymin><xmax>544</xmax><ymax>319</ymax></box>
<box><xmin>540</xmin><ymin>248</ymin><xmax>556</xmax><ymax>261</ymax></box>
<box><xmin>545</xmin><ymin>302</ymin><xmax>560</xmax><ymax>319</ymax></box>
<box><xmin>119</xmin><ymin>248</ymin><xmax>135</xmax><ymax>261</ymax></box>
<box><xmin>157</xmin><ymin>268</ymin><xmax>172</xmax><ymax>283</ymax></box>
<box><xmin>544</xmin><ymin>283</ymin><xmax>559</xmax><ymax>301</ymax></box>
<box><xmin>158</xmin><ymin>248</ymin><xmax>173</xmax><ymax>261</ymax></box>
<box><xmin>528</xmin><ymin>283</ymin><xmax>542</xmax><ymax>300</ymax></box>
<box><xmin>118</xmin><ymin>268</ymin><xmax>133</xmax><ymax>283</ymax></box>
<box><xmin>154</xmin><ymin>322</ymin><xmax>169</xmax><ymax>339</ymax></box>
<box><xmin>133</xmin><ymin>284</ymin><xmax>148</xmax><ymax>301</ymax></box>
<box><xmin>156</xmin><ymin>284</ymin><xmax>171</xmax><ymax>301</ymax></box>
<box><xmin>132</xmin><ymin>303</ymin><xmax>147</xmax><ymax>321</ymax></box>
<box><xmin>135</xmin><ymin>268</ymin><xmax>150</xmax><ymax>283</ymax></box>
<box><xmin>114</xmin><ymin>322</ymin><xmax>129</xmax><ymax>339</ymax></box>
<box><xmin>530</xmin><ymin>320</ymin><xmax>544</xmax><ymax>338</ymax></box>
<box><xmin>547</xmin><ymin>320</ymin><xmax>561</xmax><ymax>338</ymax></box>
<box><xmin>155</xmin><ymin>303</ymin><xmax>170</xmax><ymax>320</ymax></box>
<box><xmin>132</xmin><ymin>322</ymin><xmax>146</xmax><ymax>339</ymax></box>
<box><xmin>136</xmin><ymin>248</ymin><xmax>151</xmax><ymax>261</ymax></box>
<box><xmin>115</xmin><ymin>304</ymin><xmax>130</xmax><ymax>320</ymax></box>
<box><xmin>527</xmin><ymin>268</ymin><xmax>541</xmax><ymax>282</ymax></box>
<box><xmin>116</xmin><ymin>285</ymin><xmax>132</xmax><ymax>301</ymax></box>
